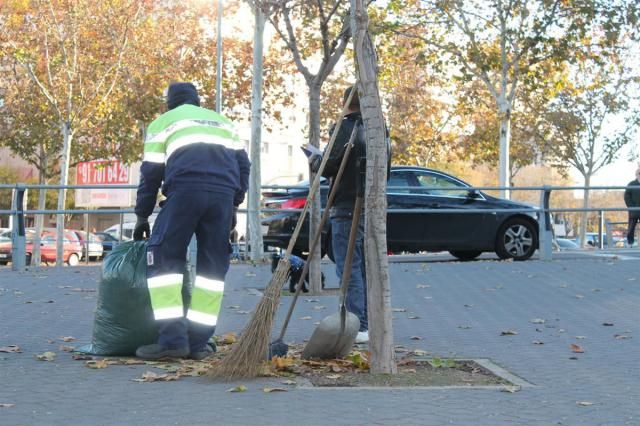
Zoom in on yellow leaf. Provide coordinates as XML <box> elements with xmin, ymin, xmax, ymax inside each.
<box><xmin>35</xmin><ymin>351</ymin><xmax>56</xmax><ymax>361</ymax></box>
<box><xmin>263</xmin><ymin>387</ymin><xmax>288</xmax><ymax>393</ymax></box>
<box><xmin>226</xmin><ymin>385</ymin><xmax>247</xmax><ymax>393</ymax></box>
<box><xmin>85</xmin><ymin>359</ymin><xmax>109</xmax><ymax>369</ymax></box>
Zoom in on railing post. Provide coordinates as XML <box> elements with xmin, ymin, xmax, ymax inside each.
<box><xmin>598</xmin><ymin>210</ymin><xmax>604</xmax><ymax>250</ymax></box>
<box><xmin>11</xmin><ymin>184</ymin><xmax>27</xmax><ymax>271</ymax></box>
<box><xmin>538</xmin><ymin>185</ymin><xmax>553</xmax><ymax>261</ymax></box>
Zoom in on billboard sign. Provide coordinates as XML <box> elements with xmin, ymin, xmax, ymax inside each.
<box><xmin>75</xmin><ymin>160</ymin><xmax>133</xmax><ymax>208</ymax></box>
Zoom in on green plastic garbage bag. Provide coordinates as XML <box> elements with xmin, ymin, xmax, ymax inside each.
<box><xmin>79</xmin><ymin>240</ymin><xmax>191</xmax><ymax>356</ymax></box>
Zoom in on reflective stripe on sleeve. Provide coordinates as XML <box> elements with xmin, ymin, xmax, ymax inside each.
<box><xmin>143</xmin><ymin>152</ymin><xmax>166</xmax><ymax>163</ymax></box>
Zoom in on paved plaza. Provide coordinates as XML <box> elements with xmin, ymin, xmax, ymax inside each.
<box><xmin>0</xmin><ymin>251</ymin><xmax>638</xmax><ymax>425</ymax></box>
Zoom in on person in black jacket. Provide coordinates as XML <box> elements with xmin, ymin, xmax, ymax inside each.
<box><xmin>133</xmin><ymin>82</ymin><xmax>250</xmax><ymax>360</ymax></box>
<box><xmin>624</xmin><ymin>168</ymin><xmax>640</xmax><ymax>246</ymax></box>
<box><xmin>311</xmin><ymin>85</ymin><xmax>390</xmax><ymax>344</ymax></box>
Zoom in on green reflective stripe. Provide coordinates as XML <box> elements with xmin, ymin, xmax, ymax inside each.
<box><xmin>167</xmin><ymin>124</ymin><xmax>236</xmax><ymax>145</ymax></box>
<box><xmin>143</xmin><ymin>142</ymin><xmax>165</xmax><ymax>154</ymax></box>
<box><xmin>149</xmin><ymin>283</ymin><xmax>183</xmax><ymax>311</ymax></box>
<box><xmin>190</xmin><ymin>286</ymin><xmax>223</xmax><ymax>317</ymax></box>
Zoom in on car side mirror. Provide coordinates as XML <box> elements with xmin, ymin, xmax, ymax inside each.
<box><xmin>467</xmin><ymin>189</ymin><xmax>480</xmax><ymax>199</ymax></box>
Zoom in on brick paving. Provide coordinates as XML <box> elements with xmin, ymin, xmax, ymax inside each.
<box><xmin>0</xmin><ymin>254</ymin><xmax>638</xmax><ymax>425</ymax></box>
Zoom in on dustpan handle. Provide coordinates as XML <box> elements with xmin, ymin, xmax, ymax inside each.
<box><xmin>281</xmin><ymin>84</ymin><xmax>359</xmax><ymax>258</ymax></box>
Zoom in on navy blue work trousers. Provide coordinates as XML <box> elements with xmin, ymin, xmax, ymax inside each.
<box><xmin>146</xmin><ymin>190</ymin><xmax>233</xmax><ymax>352</ymax></box>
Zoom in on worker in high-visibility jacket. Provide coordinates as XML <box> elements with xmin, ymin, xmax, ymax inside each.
<box><xmin>133</xmin><ymin>82</ymin><xmax>250</xmax><ymax>360</ymax></box>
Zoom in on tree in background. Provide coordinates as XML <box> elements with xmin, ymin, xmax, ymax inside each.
<box><xmin>378</xmin><ymin>29</ymin><xmax>460</xmax><ymax>167</ymax></box>
<box><xmin>0</xmin><ymin>0</ymin><xmax>145</xmax><ymax>265</ymax></box>
<box><xmin>545</xmin><ymin>41</ymin><xmax>640</xmax><ymax>247</ymax></box>
<box><xmin>387</xmin><ymin>0</ymin><xmax>628</xmax><ymax>198</ymax></box>
<box><xmin>269</xmin><ymin>0</ymin><xmax>351</xmax><ymax>291</ymax></box>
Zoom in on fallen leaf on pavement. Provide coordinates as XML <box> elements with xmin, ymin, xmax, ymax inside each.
<box><xmin>575</xmin><ymin>294</ymin><xmax>584</xmax><ymax>299</ymax></box>
<box><xmin>216</xmin><ymin>332</ymin><xmax>237</xmax><ymax>345</ymax></box>
<box><xmin>410</xmin><ymin>336</ymin><xmax>423</xmax><ymax>340</ymax></box>
<box><xmin>392</xmin><ymin>308</ymin><xmax>407</xmax><ymax>312</ymax></box>
<box><xmin>245</xmin><ymin>272</ymin><xmax>256</xmax><ymax>277</ymax></box>
<box><xmin>133</xmin><ymin>371</ymin><xmax>179</xmax><ymax>382</ymax></box>
<box><xmin>305</xmin><ymin>299</ymin><xmax>319</xmax><ymax>303</ymax></box>
<box><xmin>532</xmin><ymin>341</ymin><xmax>544</xmax><ymax>345</ymax></box>
<box><xmin>602</xmin><ymin>322</ymin><xmax>614</xmax><ymax>326</ymax></box>
<box><xmin>575</xmin><ymin>336</ymin><xmax>586</xmax><ymax>340</ymax></box>
<box><xmin>59</xmin><ymin>336</ymin><xmax>76</xmax><ymax>342</ymax></box>
<box><xmin>325</xmin><ymin>374</ymin><xmax>342</xmax><ymax>380</ymax></box>
<box><xmin>501</xmin><ymin>386</ymin><xmax>521</xmax><ymax>393</ymax></box>
<box><xmin>458</xmin><ymin>325</ymin><xmax>472</xmax><ymax>330</ymax></box>
<box><xmin>614</xmin><ymin>334</ymin><xmax>631</xmax><ymax>340</ymax></box>
<box><xmin>226</xmin><ymin>385</ymin><xmax>247</xmax><ymax>393</ymax></box>
<box><xmin>312</xmin><ymin>306</ymin><xmax>326</xmax><ymax>311</ymax></box>
<box><xmin>412</xmin><ymin>349</ymin><xmax>429</xmax><ymax>356</ymax></box>
<box><xmin>500</xmin><ymin>330</ymin><xmax>518</xmax><ymax>336</ymax></box>
<box><xmin>530</xmin><ymin>318</ymin><xmax>546</xmax><ymax>324</ymax></box>
<box><xmin>0</xmin><ymin>345</ymin><xmax>22</xmax><ymax>353</ymax></box>
<box><xmin>281</xmin><ymin>380</ymin><xmax>296</xmax><ymax>386</ymax></box>
<box><xmin>300</xmin><ymin>316</ymin><xmax>312</xmax><ymax>320</ymax></box>
<box><xmin>59</xmin><ymin>345</ymin><xmax>75</xmax><ymax>352</ymax></box>
<box><xmin>570</xmin><ymin>344</ymin><xmax>584</xmax><ymax>353</ymax></box>
<box><xmin>408</xmin><ymin>315</ymin><xmax>420</xmax><ymax>319</ymax></box>
<box><xmin>72</xmin><ymin>354</ymin><xmax>93</xmax><ymax>361</ymax></box>
<box><xmin>416</xmin><ymin>284</ymin><xmax>430</xmax><ymax>288</ymax></box>
<box><xmin>263</xmin><ymin>387</ymin><xmax>287</xmax><ymax>393</ymax></box>
<box><xmin>236</xmin><ymin>310</ymin><xmax>250</xmax><ymax>315</ymax></box>
<box><xmin>0</xmin><ymin>403</ymin><xmax>15</xmax><ymax>408</ymax></box>
<box><xmin>464</xmin><ymin>304</ymin><xmax>474</xmax><ymax>308</ymax></box>
<box><xmin>576</xmin><ymin>401</ymin><xmax>593</xmax><ymax>406</ymax></box>
<box><xmin>35</xmin><ymin>351</ymin><xmax>56</xmax><ymax>361</ymax></box>
<box><xmin>226</xmin><ymin>305</ymin><xmax>240</xmax><ymax>309</ymax></box>
<box><xmin>85</xmin><ymin>359</ymin><xmax>109</xmax><ymax>369</ymax></box>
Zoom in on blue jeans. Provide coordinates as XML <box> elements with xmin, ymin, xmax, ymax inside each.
<box><xmin>331</xmin><ymin>209</ymin><xmax>367</xmax><ymax>331</ymax></box>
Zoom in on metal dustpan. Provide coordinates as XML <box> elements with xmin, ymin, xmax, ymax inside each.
<box><xmin>302</xmin><ymin>196</ymin><xmax>364</xmax><ymax>359</ymax></box>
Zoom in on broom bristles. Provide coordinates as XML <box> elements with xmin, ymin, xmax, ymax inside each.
<box><xmin>208</xmin><ymin>259</ymin><xmax>290</xmax><ymax>379</ymax></box>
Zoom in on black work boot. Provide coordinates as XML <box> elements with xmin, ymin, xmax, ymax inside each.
<box><xmin>189</xmin><ymin>343</ymin><xmax>217</xmax><ymax>361</ymax></box>
<box><xmin>135</xmin><ymin>343</ymin><xmax>189</xmax><ymax>360</ymax></box>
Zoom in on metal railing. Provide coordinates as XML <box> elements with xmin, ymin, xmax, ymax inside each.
<box><xmin>1</xmin><ymin>182</ymin><xmax>637</xmax><ymax>271</ymax></box>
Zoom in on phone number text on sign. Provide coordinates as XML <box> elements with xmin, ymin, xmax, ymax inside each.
<box><xmin>76</xmin><ymin>161</ymin><xmax>130</xmax><ymax>185</ymax></box>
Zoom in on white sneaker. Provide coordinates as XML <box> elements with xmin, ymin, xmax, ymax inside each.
<box><xmin>355</xmin><ymin>331</ymin><xmax>369</xmax><ymax>343</ymax></box>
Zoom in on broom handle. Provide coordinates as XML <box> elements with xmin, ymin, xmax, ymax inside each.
<box><xmin>281</xmin><ymin>83</ymin><xmax>358</xmax><ymax>257</ymax></box>
<box><xmin>276</xmin><ymin>125</ymin><xmax>358</xmax><ymax>341</ymax></box>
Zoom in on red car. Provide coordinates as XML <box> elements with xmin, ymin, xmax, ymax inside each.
<box><xmin>0</xmin><ymin>228</ymin><xmax>83</xmax><ymax>266</ymax></box>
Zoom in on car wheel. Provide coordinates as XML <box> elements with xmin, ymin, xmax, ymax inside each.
<box><xmin>495</xmin><ymin>217</ymin><xmax>538</xmax><ymax>261</ymax></box>
<box><xmin>67</xmin><ymin>253</ymin><xmax>80</xmax><ymax>266</ymax></box>
<box><xmin>0</xmin><ymin>261</ymin><xmax>7</xmax><ymax>266</ymax></box>
<box><xmin>449</xmin><ymin>250</ymin><xmax>482</xmax><ymax>261</ymax></box>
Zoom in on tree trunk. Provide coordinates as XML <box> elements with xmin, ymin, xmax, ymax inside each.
<box><xmin>351</xmin><ymin>0</ymin><xmax>396</xmax><ymax>374</ymax></box>
<box><xmin>579</xmin><ymin>174</ymin><xmax>591</xmax><ymax>247</ymax></box>
<box><xmin>498</xmin><ymin>99</ymin><xmax>511</xmax><ymax>200</ymax></box>
<box><xmin>56</xmin><ymin>121</ymin><xmax>72</xmax><ymax>267</ymax></box>
<box><xmin>248</xmin><ymin>5</ymin><xmax>265</xmax><ymax>261</ymax></box>
<box><xmin>32</xmin><ymin>154</ymin><xmax>47</xmax><ymax>267</ymax></box>
<box><xmin>307</xmin><ymin>83</ymin><xmax>323</xmax><ymax>293</ymax></box>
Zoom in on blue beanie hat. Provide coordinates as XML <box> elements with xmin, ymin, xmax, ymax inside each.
<box><xmin>166</xmin><ymin>82</ymin><xmax>200</xmax><ymax>110</ymax></box>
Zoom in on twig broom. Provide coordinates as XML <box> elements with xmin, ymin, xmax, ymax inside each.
<box><xmin>208</xmin><ymin>86</ymin><xmax>358</xmax><ymax>379</ymax></box>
